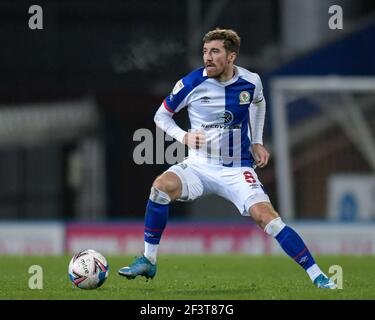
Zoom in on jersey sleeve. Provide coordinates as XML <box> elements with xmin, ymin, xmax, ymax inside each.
<box><xmin>154</xmin><ymin>103</ymin><xmax>187</xmax><ymax>143</ymax></box>
<box><xmin>249</xmin><ymin>98</ymin><xmax>266</xmax><ymax>145</ymax></box>
<box><xmin>252</xmin><ymin>74</ymin><xmax>264</xmax><ymax>104</ymax></box>
<box><xmin>163</xmin><ymin>78</ymin><xmax>192</xmax><ymax>113</ymax></box>
<box><xmin>162</xmin><ymin>67</ymin><xmax>207</xmax><ymax>113</ymax></box>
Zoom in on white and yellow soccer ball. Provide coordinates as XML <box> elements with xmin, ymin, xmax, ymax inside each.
<box><xmin>68</xmin><ymin>249</ymin><xmax>109</xmax><ymax>289</ymax></box>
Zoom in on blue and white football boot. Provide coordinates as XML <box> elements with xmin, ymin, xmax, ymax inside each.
<box><xmin>313</xmin><ymin>274</ymin><xmax>337</xmax><ymax>289</ymax></box>
<box><xmin>118</xmin><ymin>256</ymin><xmax>156</xmax><ymax>280</ymax></box>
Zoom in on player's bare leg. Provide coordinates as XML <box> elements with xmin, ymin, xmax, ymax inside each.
<box><xmin>118</xmin><ymin>172</ymin><xmax>182</xmax><ymax>280</ymax></box>
<box><xmin>249</xmin><ymin>202</ymin><xmax>337</xmax><ymax>289</ymax></box>
<box><xmin>152</xmin><ymin>172</ymin><xmax>183</xmax><ymax>201</ymax></box>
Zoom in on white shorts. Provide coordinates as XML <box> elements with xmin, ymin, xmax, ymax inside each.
<box><xmin>166</xmin><ymin>157</ymin><xmax>270</xmax><ymax>216</ymax></box>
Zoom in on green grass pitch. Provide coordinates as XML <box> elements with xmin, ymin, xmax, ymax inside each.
<box><xmin>1</xmin><ymin>255</ymin><xmax>374</xmax><ymax>300</ymax></box>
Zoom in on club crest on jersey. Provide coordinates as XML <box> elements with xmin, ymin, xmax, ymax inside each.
<box><xmin>172</xmin><ymin>79</ymin><xmax>184</xmax><ymax>95</ymax></box>
<box><xmin>239</xmin><ymin>91</ymin><xmax>250</xmax><ymax>105</ymax></box>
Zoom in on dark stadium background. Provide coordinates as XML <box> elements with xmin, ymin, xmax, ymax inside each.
<box><xmin>0</xmin><ymin>0</ymin><xmax>374</xmax><ymax>223</ymax></box>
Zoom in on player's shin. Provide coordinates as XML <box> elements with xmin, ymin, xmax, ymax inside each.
<box><xmin>264</xmin><ymin>217</ymin><xmax>323</xmax><ymax>282</ymax></box>
<box><xmin>143</xmin><ymin>187</ymin><xmax>171</xmax><ymax>264</ymax></box>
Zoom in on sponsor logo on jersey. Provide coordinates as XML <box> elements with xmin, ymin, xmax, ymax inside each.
<box><xmin>200</xmin><ymin>111</ymin><xmax>242</xmax><ymax>129</ymax></box>
<box><xmin>219</xmin><ymin>111</ymin><xmax>234</xmax><ymax>124</ymax></box>
<box><xmin>239</xmin><ymin>91</ymin><xmax>250</xmax><ymax>105</ymax></box>
<box><xmin>172</xmin><ymin>79</ymin><xmax>184</xmax><ymax>95</ymax></box>
<box><xmin>201</xmin><ymin>124</ymin><xmax>242</xmax><ymax>129</ymax></box>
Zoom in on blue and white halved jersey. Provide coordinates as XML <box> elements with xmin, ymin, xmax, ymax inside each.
<box><xmin>162</xmin><ymin>65</ymin><xmax>265</xmax><ymax>167</ymax></box>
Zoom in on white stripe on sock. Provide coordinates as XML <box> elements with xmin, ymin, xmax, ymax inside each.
<box><xmin>144</xmin><ymin>242</ymin><xmax>158</xmax><ymax>265</ymax></box>
<box><xmin>306</xmin><ymin>264</ymin><xmax>323</xmax><ymax>282</ymax></box>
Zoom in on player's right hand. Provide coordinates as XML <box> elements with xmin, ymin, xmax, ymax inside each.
<box><xmin>183</xmin><ymin>131</ymin><xmax>206</xmax><ymax>149</ymax></box>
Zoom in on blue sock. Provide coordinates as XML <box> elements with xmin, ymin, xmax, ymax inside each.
<box><xmin>144</xmin><ymin>199</ymin><xmax>169</xmax><ymax>245</ymax></box>
<box><xmin>275</xmin><ymin>226</ymin><xmax>315</xmax><ymax>270</ymax></box>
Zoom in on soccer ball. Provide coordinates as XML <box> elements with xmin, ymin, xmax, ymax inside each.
<box><xmin>68</xmin><ymin>249</ymin><xmax>109</xmax><ymax>289</ymax></box>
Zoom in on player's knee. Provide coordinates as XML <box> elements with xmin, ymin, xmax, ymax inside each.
<box><xmin>153</xmin><ymin>177</ymin><xmax>175</xmax><ymax>194</ymax></box>
<box><xmin>152</xmin><ymin>175</ymin><xmax>181</xmax><ymax>201</ymax></box>
<box><xmin>250</xmin><ymin>202</ymin><xmax>279</xmax><ymax>230</ymax></box>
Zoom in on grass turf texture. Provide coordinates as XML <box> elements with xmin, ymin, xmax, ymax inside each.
<box><xmin>1</xmin><ymin>255</ymin><xmax>373</xmax><ymax>300</ymax></box>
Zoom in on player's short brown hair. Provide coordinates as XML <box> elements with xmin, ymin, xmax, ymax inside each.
<box><xmin>203</xmin><ymin>28</ymin><xmax>241</xmax><ymax>54</ymax></box>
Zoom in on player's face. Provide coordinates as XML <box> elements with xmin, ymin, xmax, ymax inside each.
<box><xmin>203</xmin><ymin>40</ymin><xmax>236</xmax><ymax>80</ymax></box>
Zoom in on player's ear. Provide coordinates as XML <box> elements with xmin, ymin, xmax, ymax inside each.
<box><xmin>228</xmin><ymin>52</ymin><xmax>236</xmax><ymax>63</ymax></box>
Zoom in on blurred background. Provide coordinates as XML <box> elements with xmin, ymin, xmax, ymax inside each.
<box><xmin>0</xmin><ymin>0</ymin><xmax>374</xmax><ymax>255</ymax></box>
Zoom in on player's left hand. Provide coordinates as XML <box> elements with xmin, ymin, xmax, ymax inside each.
<box><xmin>251</xmin><ymin>144</ymin><xmax>270</xmax><ymax>168</ymax></box>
